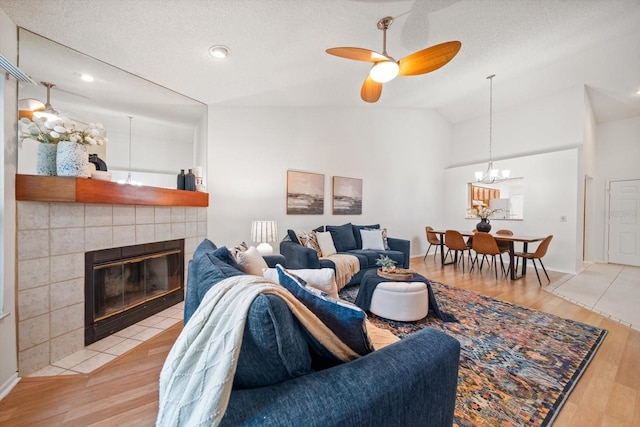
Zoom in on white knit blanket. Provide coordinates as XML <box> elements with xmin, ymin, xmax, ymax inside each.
<box><xmin>156</xmin><ymin>275</ymin><xmax>360</xmax><ymax>427</ymax></box>
<box><xmin>322</xmin><ymin>253</ymin><xmax>360</xmax><ymax>290</ymax></box>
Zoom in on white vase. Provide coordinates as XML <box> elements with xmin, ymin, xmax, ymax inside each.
<box><xmin>36</xmin><ymin>143</ymin><xmax>57</xmax><ymax>176</ymax></box>
<box><xmin>56</xmin><ymin>141</ymin><xmax>89</xmax><ymax>177</ymax></box>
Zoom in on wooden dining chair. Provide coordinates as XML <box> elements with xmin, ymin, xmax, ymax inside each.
<box><xmin>423</xmin><ymin>226</ymin><xmax>442</xmax><ymax>261</ymax></box>
<box><xmin>444</xmin><ymin>230</ymin><xmax>472</xmax><ymax>271</ymax></box>
<box><xmin>470</xmin><ymin>232</ymin><xmax>506</xmax><ymax>279</ymax></box>
<box><xmin>514</xmin><ymin>235</ymin><xmax>553</xmax><ymax>286</ymax></box>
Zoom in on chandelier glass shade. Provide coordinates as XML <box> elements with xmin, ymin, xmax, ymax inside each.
<box><xmin>475</xmin><ymin>74</ymin><xmax>510</xmax><ymax>184</ymax></box>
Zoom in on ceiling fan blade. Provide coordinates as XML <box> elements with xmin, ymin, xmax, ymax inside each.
<box><xmin>326</xmin><ymin>47</ymin><xmax>388</xmax><ymax>63</ymax></box>
<box><xmin>397</xmin><ymin>41</ymin><xmax>462</xmax><ymax>76</ymax></box>
<box><xmin>361</xmin><ymin>76</ymin><xmax>383</xmax><ymax>103</ymax></box>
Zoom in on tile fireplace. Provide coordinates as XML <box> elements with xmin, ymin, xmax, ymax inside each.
<box><xmin>85</xmin><ymin>239</ymin><xmax>185</xmax><ymax>345</ymax></box>
<box><xmin>16</xmin><ymin>199</ymin><xmax>207</xmax><ymax>376</ymax></box>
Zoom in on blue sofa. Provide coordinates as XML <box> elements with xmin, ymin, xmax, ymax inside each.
<box><xmin>183</xmin><ymin>239</ymin><xmax>460</xmax><ymax>426</ymax></box>
<box><xmin>281</xmin><ymin>223</ymin><xmax>411</xmax><ymax>286</ymax></box>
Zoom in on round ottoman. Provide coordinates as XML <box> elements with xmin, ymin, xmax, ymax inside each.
<box><xmin>369</xmin><ymin>281</ymin><xmax>429</xmax><ymax>321</ymax></box>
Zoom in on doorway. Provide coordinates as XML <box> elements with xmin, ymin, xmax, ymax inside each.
<box><xmin>607</xmin><ymin>179</ymin><xmax>640</xmax><ymax>266</ymax></box>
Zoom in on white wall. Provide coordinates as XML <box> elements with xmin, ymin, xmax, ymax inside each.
<box><xmin>449</xmin><ymin>85</ymin><xmax>586</xmax><ymax>166</ymax></box>
<box><xmin>443</xmin><ymin>149</ymin><xmax>580</xmax><ymax>273</ymax></box>
<box><xmin>206</xmin><ymin>107</ymin><xmax>451</xmax><ymax>256</ymax></box>
<box><xmin>445</xmin><ymin>85</ymin><xmax>588</xmax><ymax>274</ymax></box>
<box><xmin>0</xmin><ymin>8</ymin><xmax>20</xmax><ymax>399</ymax></box>
<box><xmin>592</xmin><ymin>116</ymin><xmax>640</xmax><ymax>261</ymax></box>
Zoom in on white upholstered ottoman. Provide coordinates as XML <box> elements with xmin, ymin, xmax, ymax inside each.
<box><xmin>369</xmin><ymin>281</ymin><xmax>429</xmax><ymax>322</ymax></box>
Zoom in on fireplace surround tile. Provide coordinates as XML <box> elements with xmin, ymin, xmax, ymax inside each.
<box><xmin>18</xmin><ymin>258</ymin><xmax>50</xmax><ymax>290</ymax></box>
<box><xmin>16</xmin><ymin>201</ymin><xmax>206</xmax><ymax>376</ymax></box>
<box><xmin>113</xmin><ymin>205</ymin><xmax>135</xmax><ymax>225</ymax></box>
<box><xmin>155</xmin><ymin>206</ymin><xmax>172</xmax><ymax>223</ymax></box>
<box><xmin>50</xmin><ymin>203</ymin><xmax>84</xmax><ymax>228</ymax></box>
<box><xmin>50</xmin><ymin>227</ymin><xmax>84</xmax><ymax>255</ymax></box>
<box><xmin>17</xmin><ymin>287</ymin><xmax>49</xmax><ymax>320</ymax></box>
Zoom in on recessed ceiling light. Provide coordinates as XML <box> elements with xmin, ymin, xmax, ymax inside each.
<box><xmin>208</xmin><ymin>45</ymin><xmax>230</xmax><ymax>59</ymax></box>
<box><xmin>635</xmin><ymin>88</ymin><xmax>640</xmax><ymax>96</ymax></box>
<box><xmin>80</xmin><ymin>73</ymin><xmax>94</xmax><ymax>82</ymax></box>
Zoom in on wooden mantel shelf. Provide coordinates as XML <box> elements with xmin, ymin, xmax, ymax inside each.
<box><xmin>16</xmin><ymin>174</ymin><xmax>209</xmax><ymax>207</ymax></box>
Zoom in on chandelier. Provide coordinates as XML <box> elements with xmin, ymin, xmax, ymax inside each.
<box><xmin>474</xmin><ymin>74</ymin><xmax>510</xmax><ymax>184</ymax></box>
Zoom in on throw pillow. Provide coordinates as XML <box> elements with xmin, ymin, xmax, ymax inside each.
<box><xmin>295</xmin><ymin>229</ymin><xmax>322</xmax><ymax>256</ymax></box>
<box><xmin>276</xmin><ymin>265</ymin><xmax>373</xmax><ymax>356</ymax></box>
<box><xmin>263</xmin><ymin>267</ymin><xmax>339</xmax><ymax>299</ymax></box>
<box><xmin>316</xmin><ymin>231</ymin><xmax>337</xmax><ymax>257</ymax></box>
<box><xmin>360</xmin><ymin>229</ymin><xmax>385</xmax><ymax>251</ymax></box>
<box><xmin>235</xmin><ymin>246</ymin><xmax>269</xmax><ymax>276</ymax></box>
<box><xmin>381</xmin><ymin>228</ymin><xmax>390</xmax><ymax>250</ymax></box>
<box><xmin>233</xmin><ymin>294</ymin><xmax>313</xmax><ymax>389</ymax></box>
<box><xmin>326</xmin><ymin>223</ymin><xmax>357</xmax><ymax>252</ymax></box>
<box><xmin>352</xmin><ymin>224</ymin><xmax>380</xmax><ymax>249</ymax></box>
<box><xmin>211</xmin><ymin>246</ymin><xmax>239</xmax><ymax>267</ymax></box>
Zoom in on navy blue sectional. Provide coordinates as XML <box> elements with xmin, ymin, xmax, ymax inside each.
<box><xmin>281</xmin><ymin>223</ymin><xmax>411</xmax><ymax>286</ymax></box>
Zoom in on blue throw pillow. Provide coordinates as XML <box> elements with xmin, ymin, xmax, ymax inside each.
<box><xmin>211</xmin><ymin>246</ymin><xmax>239</xmax><ymax>267</ymax></box>
<box><xmin>207</xmin><ymin>253</ymin><xmax>245</xmax><ymax>280</ymax></box>
<box><xmin>327</xmin><ymin>223</ymin><xmax>357</xmax><ymax>252</ymax></box>
<box><xmin>276</xmin><ymin>265</ymin><xmax>373</xmax><ymax>356</ymax></box>
<box><xmin>234</xmin><ymin>294</ymin><xmax>313</xmax><ymax>389</ymax></box>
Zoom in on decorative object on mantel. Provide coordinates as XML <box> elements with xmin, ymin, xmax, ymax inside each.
<box><xmin>474</xmin><ymin>74</ymin><xmax>510</xmax><ymax>184</ymax></box>
<box><xmin>251</xmin><ymin>220</ymin><xmax>278</xmax><ymax>255</ymax></box>
<box><xmin>194</xmin><ymin>166</ymin><xmax>206</xmax><ymax>192</ymax></box>
<box><xmin>36</xmin><ymin>143</ymin><xmax>58</xmax><ymax>176</ymax></box>
<box><xmin>467</xmin><ymin>207</ymin><xmax>502</xmax><ymax>232</ymax></box>
<box><xmin>185</xmin><ymin>169</ymin><xmax>196</xmax><ymax>191</ymax></box>
<box><xmin>19</xmin><ymin>112</ymin><xmax>107</xmax><ymax>177</ymax></box>
<box><xmin>177</xmin><ymin>169</ymin><xmax>186</xmax><ymax>190</ymax></box>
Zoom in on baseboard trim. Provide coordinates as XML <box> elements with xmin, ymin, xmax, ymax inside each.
<box><xmin>0</xmin><ymin>372</ymin><xmax>20</xmax><ymax>401</ymax></box>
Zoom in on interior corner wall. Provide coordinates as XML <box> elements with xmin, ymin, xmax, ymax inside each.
<box><xmin>592</xmin><ymin>116</ymin><xmax>640</xmax><ymax>262</ymax></box>
<box><xmin>206</xmin><ymin>106</ymin><xmax>450</xmax><ymax>256</ymax></box>
<box><xmin>0</xmin><ymin>8</ymin><xmax>20</xmax><ymax>399</ymax></box>
<box><xmin>582</xmin><ymin>88</ymin><xmax>598</xmax><ymax>263</ymax></box>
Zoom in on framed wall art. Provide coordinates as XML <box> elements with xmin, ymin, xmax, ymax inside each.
<box><xmin>286</xmin><ymin>170</ymin><xmax>324</xmax><ymax>214</ymax></box>
<box><xmin>332</xmin><ymin>176</ymin><xmax>362</xmax><ymax>215</ymax></box>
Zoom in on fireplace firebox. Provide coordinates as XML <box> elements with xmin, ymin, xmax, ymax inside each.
<box><xmin>85</xmin><ymin>239</ymin><xmax>184</xmax><ymax>345</ymax></box>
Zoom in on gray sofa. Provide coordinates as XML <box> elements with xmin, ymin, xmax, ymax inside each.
<box><xmin>183</xmin><ymin>239</ymin><xmax>460</xmax><ymax>426</ymax></box>
<box><xmin>281</xmin><ymin>223</ymin><xmax>410</xmax><ymax>286</ymax></box>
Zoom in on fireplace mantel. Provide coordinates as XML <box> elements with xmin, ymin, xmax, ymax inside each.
<box><xmin>16</xmin><ymin>174</ymin><xmax>208</xmax><ymax>207</ymax></box>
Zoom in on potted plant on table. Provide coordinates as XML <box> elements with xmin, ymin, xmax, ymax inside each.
<box><xmin>376</xmin><ymin>255</ymin><xmax>398</xmax><ymax>273</ymax></box>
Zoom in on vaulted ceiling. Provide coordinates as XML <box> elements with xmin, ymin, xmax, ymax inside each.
<box><xmin>1</xmin><ymin>0</ymin><xmax>639</xmax><ymax>124</ymax></box>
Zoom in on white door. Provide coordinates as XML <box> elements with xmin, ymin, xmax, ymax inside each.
<box><xmin>608</xmin><ymin>179</ymin><xmax>640</xmax><ymax>266</ymax></box>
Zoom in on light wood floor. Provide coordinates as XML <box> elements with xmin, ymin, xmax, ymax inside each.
<box><xmin>1</xmin><ymin>255</ymin><xmax>638</xmax><ymax>426</ymax></box>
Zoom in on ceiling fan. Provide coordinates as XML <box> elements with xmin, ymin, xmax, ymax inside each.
<box><xmin>326</xmin><ymin>16</ymin><xmax>461</xmax><ymax>103</ymax></box>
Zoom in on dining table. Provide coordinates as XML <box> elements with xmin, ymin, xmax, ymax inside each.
<box><xmin>431</xmin><ymin>230</ymin><xmax>546</xmax><ymax>280</ymax></box>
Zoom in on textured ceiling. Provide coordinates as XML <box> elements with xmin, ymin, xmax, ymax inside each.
<box><xmin>1</xmin><ymin>0</ymin><xmax>639</xmax><ymax>124</ymax></box>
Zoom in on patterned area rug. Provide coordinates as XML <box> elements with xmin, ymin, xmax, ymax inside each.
<box><xmin>340</xmin><ymin>281</ymin><xmax>607</xmax><ymax>427</ymax></box>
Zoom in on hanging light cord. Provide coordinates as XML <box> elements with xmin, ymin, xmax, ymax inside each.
<box><xmin>487</xmin><ymin>74</ymin><xmax>495</xmax><ymax>167</ymax></box>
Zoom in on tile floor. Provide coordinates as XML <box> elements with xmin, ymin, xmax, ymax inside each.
<box><xmin>27</xmin><ymin>302</ymin><xmax>183</xmax><ymax>377</ymax></box>
<box><xmin>547</xmin><ymin>263</ymin><xmax>640</xmax><ymax>331</ymax></box>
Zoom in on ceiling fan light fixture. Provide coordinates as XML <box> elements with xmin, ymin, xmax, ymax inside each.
<box><xmin>208</xmin><ymin>45</ymin><xmax>229</xmax><ymax>59</ymax></box>
<box><xmin>369</xmin><ymin>60</ymin><xmax>399</xmax><ymax>83</ymax></box>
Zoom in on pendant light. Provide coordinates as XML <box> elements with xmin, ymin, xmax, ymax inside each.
<box><xmin>474</xmin><ymin>74</ymin><xmax>510</xmax><ymax>184</ymax></box>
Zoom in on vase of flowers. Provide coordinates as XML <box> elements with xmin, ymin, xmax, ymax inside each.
<box><xmin>19</xmin><ymin>117</ymin><xmax>67</xmax><ymax>176</ymax></box>
<box><xmin>467</xmin><ymin>207</ymin><xmax>502</xmax><ymax>232</ymax></box>
<box><xmin>56</xmin><ymin>122</ymin><xmax>107</xmax><ymax>177</ymax></box>
<box><xmin>19</xmin><ymin>117</ymin><xmax>107</xmax><ymax>177</ymax></box>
